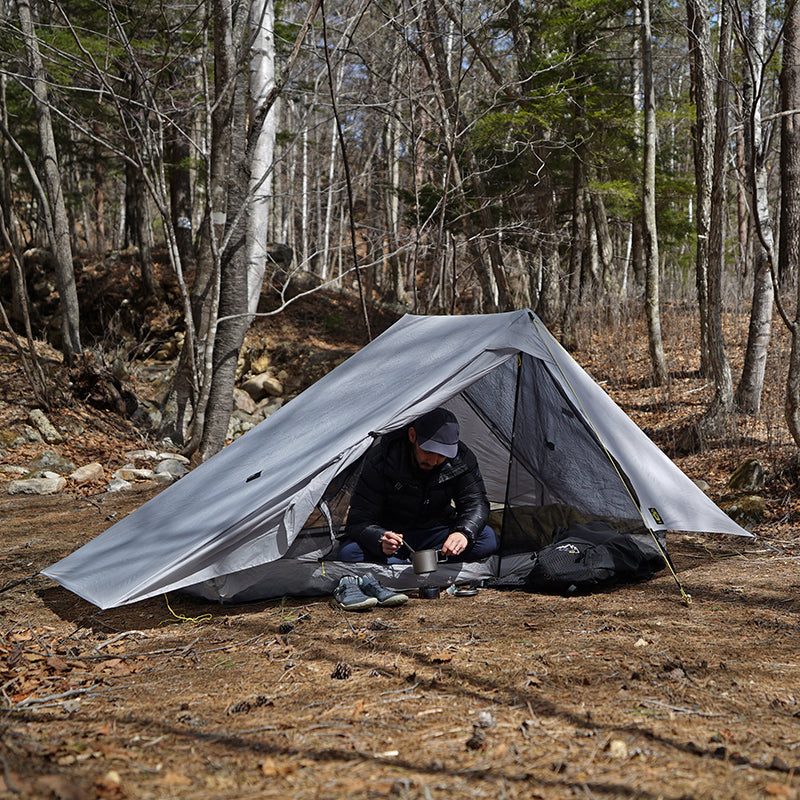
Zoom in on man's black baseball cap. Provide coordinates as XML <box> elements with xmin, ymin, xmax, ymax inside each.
<box><xmin>412</xmin><ymin>407</ymin><xmax>459</xmax><ymax>458</ymax></box>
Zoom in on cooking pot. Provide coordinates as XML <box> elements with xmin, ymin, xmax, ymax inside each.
<box><xmin>411</xmin><ymin>548</ymin><xmax>446</xmax><ymax>575</ymax></box>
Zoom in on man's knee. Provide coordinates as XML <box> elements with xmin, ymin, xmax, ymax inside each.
<box><xmin>467</xmin><ymin>525</ymin><xmax>499</xmax><ymax>559</ymax></box>
<box><xmin>336</xmin><ymin>539</ymin><xmax>366</xmax><ymax>562</ymax></box>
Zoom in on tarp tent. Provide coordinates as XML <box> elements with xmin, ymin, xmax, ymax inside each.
<box><xmin>43</xmin><ymin>310</ymin><xmax>751</xmax><ymax>609</ymax></box>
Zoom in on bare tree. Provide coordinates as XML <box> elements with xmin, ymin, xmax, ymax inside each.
<box><xmin>685</xmin><ymin>0</ymin><xmax>714</xmax><ymax>376</ymax></box>
<box><xmin>700</xmin><ymin>0</ymin><xmax>734</xmax><ymax>433</ymax></box>
<box><xmin>735</xmin><ymin>0</ymin><xmax>778</xmax><ymax>414</ymax></box>
<box><xmin>16</xmin><ymin>0</ymin><xmax>81</xmax><ymax>362</ymax></box>
<box><xmin>245</xmin><ymin>0</ymin><xmax>277</xmax><ymax>315</ymax></box>
<box><xmin>781</xmin><ymin>0</ymin><xmax>800</xmax><ymax>445</ymax></box>
<box><xmin>641</xmin><ymin>0</ymin><xmax>667</xmax><ymax>384</ymax></box>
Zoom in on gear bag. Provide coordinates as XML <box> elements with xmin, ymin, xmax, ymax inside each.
<box><xmin>524</xmin><ymin>520</ymin><xmax>665</xmax><ymax>595</ymax></box>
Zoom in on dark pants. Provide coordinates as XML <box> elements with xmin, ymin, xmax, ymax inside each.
<box><xmin>337</xmin><ymin>524</ymin><xmax>499</xmax><ymax>563</ymax></box>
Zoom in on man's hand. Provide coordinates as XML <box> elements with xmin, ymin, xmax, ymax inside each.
<box><xmin>441</xmin><ymin>531</ymin><xmax>468</xmax><ymax>557</ymax></box>
<box><xmin>381</xmin><ymin>530</ymin><xmax>404</xmax><ymax>556</ymax></box>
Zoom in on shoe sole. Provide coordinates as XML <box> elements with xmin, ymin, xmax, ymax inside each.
<box><xmin>333</xmin><ymin>597</ymin><xmax>378</xmax><ymax>611</ymax></box>
<box><xmin>376</xmin><ymin>594</ymin><xmax>409</xmax><ymax>607</ymax></box>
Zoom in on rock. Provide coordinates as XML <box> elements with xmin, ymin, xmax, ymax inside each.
<box><xmin>8</xmin><ymin>475</ymin><xmax>66</xmax><ymax>495</ymax></box>
<box><xmin>154</xmin><ymin>459</ymin><xmax>186</xmax><ymax>479</ymax></box>
<box><xmin>70</xmin><ymin>463</ymin><xmax>105</xmax><ymax>484</ymax></box>
<box><xmin>233</xmin><ymin>388</ymin><xmax>257</xmax><ymax>415</ymax></box>
<box><xmin>0</xmin><ymin>429</ymin><xmax>25</xmax><ymax>449</ymax></box>
<box><xmin>227</xmin><ymin>416</ymin><xmax>255</xmax><ymax>440</ymax></box>
<box><xmin>26</xmin><ymin>450</ymin><xmax>76</xmax><ymax>475</ymax></box>
<box><xmin>125</xmin><ymin>449</ymin><xmax>158</xmax><ymax>461</ymax></box>
<box><xmin>477</xmin><ymin>711</ymin><xmax>496</xmax><ymax>729</ymax></box>
<box><xmin>110</xmin><ymin>356</ymin><xmax>129</xmax><ymax>382</ymax></box>
<box><xmin>251</xmin><ymin>354</ymin><xmax>272</xmax><ymax>374</ymax></box>
<box><xmin>728</xmin><ymin>458</ymin><xmax>765</xmax><ymax>493</ymax></box>
<box><xmin>157</xmin><ymin>452</ymin><xmax>189</xmax><ymax>464</ymax></box>
<box><xmin>131</xmin><ymin>399</ymin><xmax>162</xmax><ymax>429</ymax></box>
<box><xmin>114</xmin><ymin>466</ymin><xmax>155</xmax><ymax>481</ymax></box>
<box><xmin>718</xmin><ymin>494</ymin><xmax>767</xmax><ymax>529</ymax></box>
<box><xmin>241</xmin><ymin>373</ymin><xmax>283</xmax><ymax>402</ymax></box>
<box><xmin>0</xmin><ymin>465</ymin><xmax>28</xmax><ymax>475</ymax></box>
<box><xmin>24</xmin><ymin>425</ymin><xmax>43</xmax><ymax>443</ymax></box>
<box><xmin>105</xmin><ymin>477</ymin><xmax>132</xmax><ymax>492</ymax></box>
<box><xmin>255</xmin><ymin>397</ymin><xmax>283</xmax><ymax>420</ymax></box>
<box><xmin>28</xmin><ymin>409</ymin><xmax>63</xmax><ymax>443</ymax></box>
<box><xmin>607</xmin><ymin>739</ymin><xmax>628</xmax><ymax>759</ymax></box>
<box><xmin>692</xmin><ymin>478</ymin><xmax>711</xmax><ymax>494</ymax></box>
<box><xmin>154</xmin><ymin>339</ymin><xmax>179</xmax><ymax>360</ymax></box>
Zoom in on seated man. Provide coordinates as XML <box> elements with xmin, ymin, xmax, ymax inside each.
<box><xmin>337</xmin><ymin>407</ymin><xmax>499</xmax><ymax>563</ymax></box>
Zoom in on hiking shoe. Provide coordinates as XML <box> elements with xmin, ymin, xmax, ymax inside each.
<box><xmin>359</xmin><ymin>574</ymin><xmax>409</xmax><ymax>607</ymax></box>
<box><xmin>332</xmin><ymin>576</ymin><xmax>378</xmax><ymax>611</ymax></box>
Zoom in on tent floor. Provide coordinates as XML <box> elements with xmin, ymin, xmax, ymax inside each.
<box><xmin>183</xmin><ymin>553</ymin><xmax>534</xmax><ymax>604</ymax></box>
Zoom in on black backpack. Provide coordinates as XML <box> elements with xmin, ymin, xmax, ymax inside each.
<box><xmin>524</xmin><ymin>520</ymin><xmax>664</xmax><ymax>595</ymax></box>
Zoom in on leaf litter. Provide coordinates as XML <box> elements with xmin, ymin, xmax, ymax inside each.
<box><xmin>0</xmin><ymin>299</ymin><xmax>799</xmax><ymax>799</ymax></box>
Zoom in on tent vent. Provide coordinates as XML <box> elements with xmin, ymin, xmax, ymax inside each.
<box><xmin>245</xmin><ymin>471</ymin><xmax>262</xmax><ymax>483</ymax></box>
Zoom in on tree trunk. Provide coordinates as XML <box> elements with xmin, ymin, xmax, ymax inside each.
<box><xmin>562</xmin><ymin>145</ymin><xmax>585</xmax><ymax>350</ymax></box>
<box><xmin>641</xmin><ymin>0</ymin><xmax>667</xmax><ymax>384</ymax></box>
<box><xmin>245</xmin><ymin>0</ymin><xmax>277</xmax><ymax>315</ymax></box>
<box><xmin>686</xmin><ymin>0</ymin><xmax>714</xmax><ymax>377</ymax></box>
<box><xmin>162</xmin><ymin>0</ymin><xmax>239</xmax><ymax>448</ymax></box>
<box><xmin>779</xmin><ymin>0</ymin><xmax>800</xmax><ymax>293</ymax></box>
<box><xmin>781</xmin><ymin>0</ymin><xmax>800</xmax><ymax>444</ymax></box>
<box><xmin>383</xmin><ymin>30</ymin><xmax>409</xmax><ymax>307</ymax></box>
<box><xmin>536</xmin><ymin>168</ymin><xmax>562</xmax><ymax>326</ymax></box>
<box><xmin>701</xmin><ymin>0</ymin><xmax>734</xmax><ymax>432</ymax></box>
<box><xmin>134</xmin><ymin>175</ymin><xmax>158</xmax><ymax>297</ymax></box>
<box><xmin>17</xmin><ymin>0</ymin><xmax>81</xmax><ymax>361</ymax></box>
<box><xmin>590</xmin><ymin>188</ymin><xmax>617</xmax><ymax>298</ymax></box>
<box><xmin>167</xmin><ymin>119</ymin><xmax>196</xmax><ymax>272</ymax></box>
<box><xmin>198</xmin><ymin>0</ymin><xmax>250</xmax><ymax>460</ymax></box>
<box><xmin>735</xmin><ymin>0</ymin><xmax>775</xmax><ymax>414</ymax></box>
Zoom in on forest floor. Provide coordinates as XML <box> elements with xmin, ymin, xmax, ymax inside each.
<box><xmin>1</xmin><ymin>283</ymin><xmax>799</xmax><ymax>800</ymax></box>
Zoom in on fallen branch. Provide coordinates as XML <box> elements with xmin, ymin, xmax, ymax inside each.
<box><xmin>12</xmin><ymin>685</ymin><xmax>97</xmax><ymax>709</ymax></box>
<box><xmin>94</xmin><ymin>630</ymin><xmax>151</xmax><ymax>650</ymax></box>
<box><xmin>639</xmin><ymin>698</ymin><xmax>725</xmax><ymax>717</ymax></box>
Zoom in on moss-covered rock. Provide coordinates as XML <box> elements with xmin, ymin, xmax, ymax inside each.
<box><xmin>727</xmin><ymin>458</ymin><xmax>765</xmax><ymax>493</ymax></box>
<box><xmin>718</xmin><ymin>493</ymin><xmax>767</xmax><ymax>529</ymax></box>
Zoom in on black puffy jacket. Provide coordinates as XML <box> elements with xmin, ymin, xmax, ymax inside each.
<box><xmin>344</xmin><ymin>429</ymin><xmax>490</xmax><ymax>558</ymax></box>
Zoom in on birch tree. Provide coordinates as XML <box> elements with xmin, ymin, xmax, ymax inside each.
<box><xmin>245</xmin><ymin>0</ymin><xmax>277</xmax><ymax>315</ymax></box>
<box><xmin>735</xmin><ymin>0</ymin><xmax>777</xmax><ymax>414</ymax></box>
<box><xmin>641</xmin><ymin>0</ymin><xmax>667</xmax><ymax>384</ymax></box>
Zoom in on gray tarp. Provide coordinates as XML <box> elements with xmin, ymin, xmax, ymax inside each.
<box><xmin>43</xmin><ymin>310</ymin><xmax>750</xmax><ymax>609</ymax></box>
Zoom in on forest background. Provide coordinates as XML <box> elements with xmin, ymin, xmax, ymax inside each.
<box><xmin>4</xmin><ymin>4</ymin><xmax>800</xmax><ymax>798</ymax></box>
<box><xmin>1</xmin><ymin>0</ymin><xmax>800</xmax><ymax>465</ymax></box>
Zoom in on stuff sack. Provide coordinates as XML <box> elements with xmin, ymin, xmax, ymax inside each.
<box><xmin>524</xmin><ymin>520</ymin><xmax>665</xmax><ymax>595</ymax></box>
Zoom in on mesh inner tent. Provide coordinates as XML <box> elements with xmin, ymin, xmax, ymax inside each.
<box><xmin>462</xmin><ymin>353</ymin><xmax>644</xmax><ymax>554</ymax></box>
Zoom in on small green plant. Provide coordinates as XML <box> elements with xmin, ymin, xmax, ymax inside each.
<box><xmin>323</xmin><ymin>312</ymin><xmax>344</xmax><ymax>333</ymax></box>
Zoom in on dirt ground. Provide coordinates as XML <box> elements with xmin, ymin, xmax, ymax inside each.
<box><xmin>1</xmin><ymin>299</ymin><xmax>800</xmax><ymax>800</ymax></box>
